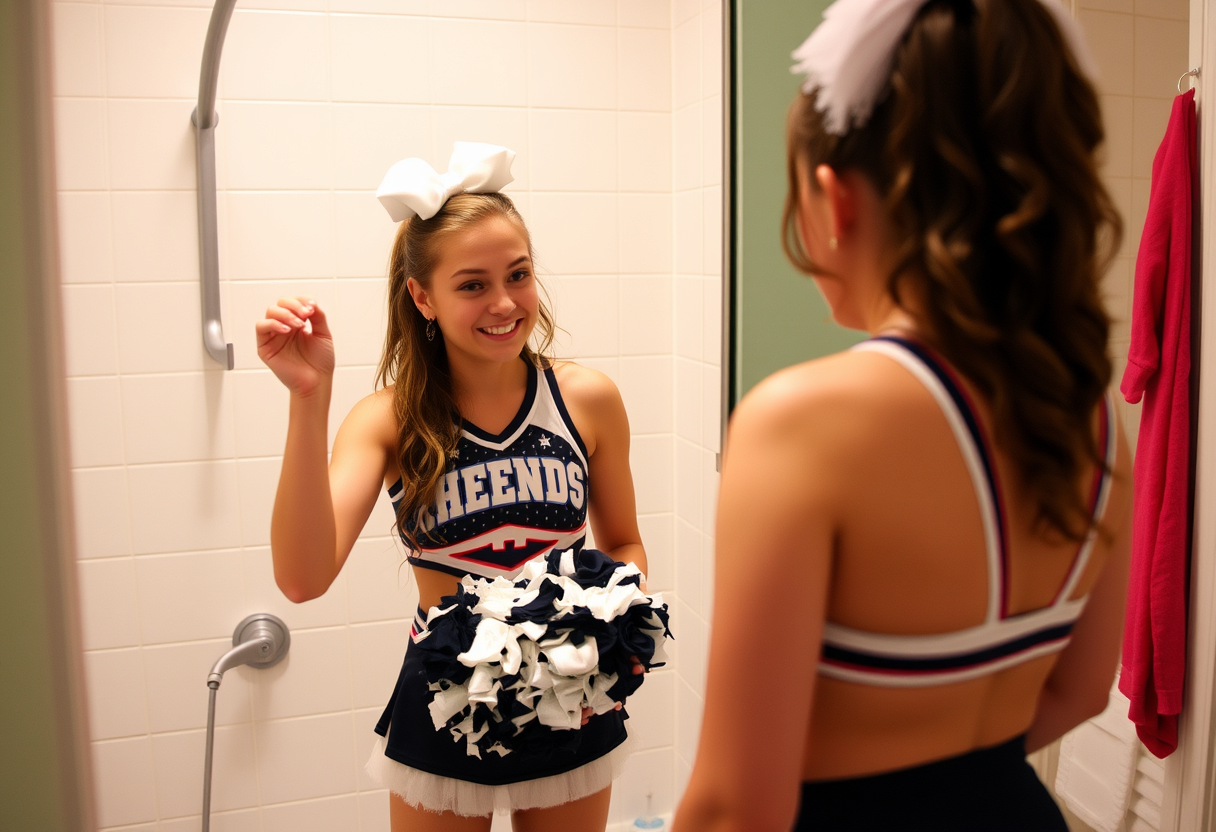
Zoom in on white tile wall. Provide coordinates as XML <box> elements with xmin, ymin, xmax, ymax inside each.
<box><xmin>1075</xmin><ymin>0</ymin><xmax>1185</xmax><ymax>446</ymax></box>
<box><xmin>1037</xmin><ymin>6</ymin><xmax>1184</xmax><ymax>830</ymax></box>
<box><xmin>669</xmin><ymin>0</ymin><xmax>722</xmax><ymax>793</ymax></box>
<box><xmin>51</xmin><ymin>1</ymin><xmax>724</xmax><ymax>827</ymax></box>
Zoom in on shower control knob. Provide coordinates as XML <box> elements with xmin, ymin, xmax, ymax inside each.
<box><xmin>231</xmin><ymin>613</ymin><xmax>291</xmax><ymax>670</ymax></box>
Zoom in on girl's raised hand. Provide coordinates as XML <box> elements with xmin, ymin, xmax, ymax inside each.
<box><xmin>256</xmin><ymin>297</ymin><xmax>335</xmax><ymax>396</ymax></box>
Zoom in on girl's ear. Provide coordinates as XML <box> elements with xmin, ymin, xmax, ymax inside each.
<box><xmin>814</xmin><ymin>164</ymin><xmax>858</xmax><ymax>241</ymax></box>
<box><xmin>406</xmin><ymin>277</ymin><xmax>435</xmax><ymax>320</ymax></box>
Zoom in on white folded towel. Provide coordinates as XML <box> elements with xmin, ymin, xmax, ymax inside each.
<box><xmin>1055</xmin><ymin>683</ymin><xmax>1139</xmax><ymax>832</ymax></box>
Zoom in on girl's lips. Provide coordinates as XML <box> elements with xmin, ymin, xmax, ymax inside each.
<box><xmin>478</xmin><ymin>318</ymin><xmax>522</xmax><ymax>339</ymax></box>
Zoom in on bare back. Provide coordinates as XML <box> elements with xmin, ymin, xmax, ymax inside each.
<box><xmin>794</xmin><ymin>346</ymin><xmax>1131</xmax><ymax>779</ymax></box>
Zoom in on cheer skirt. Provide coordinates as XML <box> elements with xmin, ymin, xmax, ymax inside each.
<box><xmin>366</xmin><ymin>609</ymin><xmax>632</xmax><ymax>816</ymax></box>
<box><xmin>794</xmin><ymin>734</ymin><xmax>1067</xmax><ymax>831</ymax></box>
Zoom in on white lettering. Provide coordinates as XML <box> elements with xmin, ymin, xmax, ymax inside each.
<box><xmin>541</xmin><ymin>458</ymin><xmax>568</xmax><ymax>504</ymax></box>
<box><xmin>486</xmin><ymin>459</ymin><xmax>517</xmax><ymax>507</ymax></box>
<box><xmin>461</xmin><ymin>464</ymin><xmax>490</xmax><ymax>512</ymax></box>
<box><xmin>513</xmin><ymin>457</ymin><xmax>545</xmax><ymax>502</ymax></box>
<box><xmin>567</xmin><ymin>462</ymin><xmax>586</xmax><ymax>510</ymax></box>
<box><xmin>436</xmin><ymin>470</ymin><xmax>463</xmax><ymax>524</ymax></box>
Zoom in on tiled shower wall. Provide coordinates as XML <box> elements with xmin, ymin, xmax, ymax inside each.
<box><xmin>1040</xmin><ymin>3</ymin><xmax>1188</xmax><ymax>830</ymax></box>
<box><xmin>1079</xmin><ymin>0</ymin><xmax>1189</xmax><ymax>443</ymax></box>
<box><xmin>50</xmin><ymin>1</ymin><xmax>691</xmax><ymax>828</ymax></box>
<box><xmin>668</xmin><ymin>0</ymin><xmax>721</xmax><ymax>801</ymax></box>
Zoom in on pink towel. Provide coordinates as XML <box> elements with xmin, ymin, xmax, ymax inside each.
<box><xmin>1118</xmin><ymin>88</ymin><xmax>1196</xmax><ymax>759</ymax></box>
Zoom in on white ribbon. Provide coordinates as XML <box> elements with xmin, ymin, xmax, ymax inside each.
<box><xmin>791</xmin><ymin>0</ymin><xmax>1099</xmax><ymax>136</ymax></box>
<box><xmin>377</xmin><ymin>141</ymin><xmax>516</xmax><ymax>222</ymax></box>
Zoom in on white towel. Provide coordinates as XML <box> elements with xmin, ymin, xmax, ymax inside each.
<box><xmin>1055</xmin><ymin>683</ymin><xmax>1139</xmax><ymax>832</ymax></box>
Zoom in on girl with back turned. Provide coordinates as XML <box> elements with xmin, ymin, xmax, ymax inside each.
<box><xmin>673</xmin><ymin>1</ymin><xmax>1131</xmax><ymax>829</ymax></box>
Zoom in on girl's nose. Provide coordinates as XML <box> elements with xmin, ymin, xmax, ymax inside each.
<box><xmin>488</xmin><ymin>289</ymin><xmax>516</xmax><ymax>315</ymax></box>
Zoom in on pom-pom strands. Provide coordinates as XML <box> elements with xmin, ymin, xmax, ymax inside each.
<box><xmin>414</xmin><ymin>549</ymin><xmax>672</xmax><ymax>759</ymax></box>
<box><xmin>790</xmin><ymin>0</ymin><xmax>1099</xmax><ymax>136</ymax></box>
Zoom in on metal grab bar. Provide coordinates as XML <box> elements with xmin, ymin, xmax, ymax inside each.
<box><xmin>192</xmin><ymin>0</ymin><xmax>239</xmax><ymax>370</ymax></box>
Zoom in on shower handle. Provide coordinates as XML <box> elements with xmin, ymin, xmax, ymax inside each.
<box><xmin>207</xmin><ymin>613</ymin><xmax>290</xmax><ymax>688</ymax></box>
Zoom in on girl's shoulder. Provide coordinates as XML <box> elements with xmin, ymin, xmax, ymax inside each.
<box><xmin>341</xmin><ymin>385</ymin><xmax>399</xmax><ymax>450</ymax></box>
<box><xmin>548</xmin><ymin>360</ymin><xmax>627</xmax><ymax>457</ymax></box>
<box><xmin>732</xmin><ymin>347</ymin><xmax>930</xmax><ymax>460</ymax></box>
<box><xmin>743</xmin><ymin>348</ymin><xmax>909</xmax><ymax>419</ymax></box>
<box><xmin>549</xmin><ymin>360</ymin><xmax>623</xmax><ymax>410</ymax></box>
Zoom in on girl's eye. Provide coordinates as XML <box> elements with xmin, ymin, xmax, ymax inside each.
<box><xmin>510</xmin><ymin>269</ymin><xmax>531</xmax><ymax>282</ymax></box>
<box><xmin>459</xmin><ymin>281</ymin><xmax>483</xmax><ymax>292</ymax></box>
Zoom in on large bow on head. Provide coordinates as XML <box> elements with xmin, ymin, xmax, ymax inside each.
<box><xmin>377</xmin><ymin>142</ymin><xmax>516</xmax><ymax>223</ymax></box>
<box><xmin>791</xmin><ymin>0</ymin><xmax>1098</xmax><ymax>136</ymax></box>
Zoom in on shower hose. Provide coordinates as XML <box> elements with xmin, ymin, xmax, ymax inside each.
<box><xmin>202</xmin><ymin>614</ymin><xmax>290</xmax><ymax>831</ymax></box>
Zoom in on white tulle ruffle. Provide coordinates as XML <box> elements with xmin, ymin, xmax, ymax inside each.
<box><xmin>365</xmin><ymin>733</ymin><xmax>633</xmax><ymax>817</ymax></box>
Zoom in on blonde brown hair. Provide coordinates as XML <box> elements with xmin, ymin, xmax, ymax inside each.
<box><xmin>376</xmin><ymin>192</ymin><xmax>556</xmax><ymax>548</ymax></box>
<box><xmin>783</xmin><ymin>0</ymin><xmax>1121</xmax><ymax>541</ymax></box>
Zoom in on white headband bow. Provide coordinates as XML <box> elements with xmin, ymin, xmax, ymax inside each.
<box><xmin>792</xmin><ymin>0</ymin><xmax>1099</xmax><ymax>136</ymax></box>
<box><xmin>377</xmin><ymin>142</ymin><xmax>516</xmax><ymax>222</ymax></box>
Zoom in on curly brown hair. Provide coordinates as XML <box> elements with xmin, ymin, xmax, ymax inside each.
<box><xmin>783</xmin><ymin>0</ymin><xmax>1122</xmax><ymax>541</ymax></box>
<box><xmin>376</xmin><ymin>193</ymin><xmax>556</xmax><ymax>550</ymax></box>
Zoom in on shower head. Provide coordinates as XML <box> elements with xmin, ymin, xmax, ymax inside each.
<box><xmin>207</xmin><ymin>613</ymin><xmax>290</xmax><ymax>688</ymax></box>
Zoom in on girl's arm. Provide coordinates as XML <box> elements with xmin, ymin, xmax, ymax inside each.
<box><xmin>258</xmin><ymin>298</ymin><xmax>392</xmax><ymax>603</ymax></box>
<box><xmin>1025</xmin><ymin>428</ymin><xmax>1134</xmax><ymax>753</ymax></box>
<box><xmin>559</xmin><ymin>363</ymin><xmax>650</xmax><ymax>720</ymax></box>
<box><xmin>673</xmin><ymin>370</ymin><xmax>837</xmax><ymax>832</ymax></box>
<box><xmin>557</xmin><ymin>364</ymin><xmax>647</xmax><ymax>577</ymax></box>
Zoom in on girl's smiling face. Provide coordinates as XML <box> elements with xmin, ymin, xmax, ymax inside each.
<box><xmin>408</xmin><ymin>216</ymin><xmax>539</xmax><ymax>366</ymax></box>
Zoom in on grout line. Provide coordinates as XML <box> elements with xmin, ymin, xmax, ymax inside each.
<box><xmin>52</xmin><ymin>93</ymin><xmax>673</xmax><ymax>117</ymax></box>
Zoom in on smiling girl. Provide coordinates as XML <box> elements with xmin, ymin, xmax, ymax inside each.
<box><xmin>257</xmin><ymin>146</ymin><xmax>646</xmax><ymax>832</ymax></box>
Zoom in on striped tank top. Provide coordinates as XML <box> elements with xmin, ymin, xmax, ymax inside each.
<box><xmin>818</xmin><ymin>336</ymin><xmax>1117</xmax><ymax>687</ymax></box>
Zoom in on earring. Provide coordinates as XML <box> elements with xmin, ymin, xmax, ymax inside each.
<box><xmin>426</xmin><ymin>318</ymin><xmax>437</xmax><ymax>342</ymax></box>
<box><xmin>828</xmin><ymin>236</ymin><xmax>839</xmax><ymax>250</ymax></box>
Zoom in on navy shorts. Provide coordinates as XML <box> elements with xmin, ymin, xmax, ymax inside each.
<box><xmin>794</xmin><ymin>734</ymin><xmax>1068</xmax><ymax>831</ymax></box>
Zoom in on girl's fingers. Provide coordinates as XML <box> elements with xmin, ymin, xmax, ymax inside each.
<box><xmin>254</xmin><ymin>318</ymin><xmax>293</xmax><ymax>346</ymax></box>
<box><xmin>301</xmin><ymin>300</ymin><xmax>331</xmax><ymax>338</ymax></box>
<box><xmin>279</xmin><ymin>296</ymin><xmax>315</xmax><ymax>320</ymax></box>
<box><xmin>265</xmin><ymin>304</ymin><xmax>306</xmax><ymax>329</ymax></box>
<box><xmin>256</xmin><ymin>317</ymin><xmax>294</xmax><ymax>334</ymax></box>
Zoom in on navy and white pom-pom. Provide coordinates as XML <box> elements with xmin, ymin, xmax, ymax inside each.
<box><xmin>414</xmin><ymin>548</ymin><xmax>672</xmax><ymax>758</ymax></box>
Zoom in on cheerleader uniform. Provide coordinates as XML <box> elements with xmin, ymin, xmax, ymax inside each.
<box><xmin>366</xmin><ymin>361</ymin><xmax>631</xmax><ymax>817</ymax></box>
<box><xmin>795</xmin><ymin>337</ymin><xmax>1116</xmax><ymax>831</ymax></box>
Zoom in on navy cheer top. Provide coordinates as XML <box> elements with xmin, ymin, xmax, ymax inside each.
<box><xmin>388</xmin><ymin>363</ymin><xmax>589</xmax><ymax>580</ymax></box>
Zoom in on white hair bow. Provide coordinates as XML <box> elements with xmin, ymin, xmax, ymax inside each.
<box><xmin>792</xmin><ymin>0</ymin><xmax>1099</xmax><ymax>136</ymax></box>
<box><xmin>377</xmin><ymin>142</ymin><xmax>516</xmax><ymax>222</ymax></box>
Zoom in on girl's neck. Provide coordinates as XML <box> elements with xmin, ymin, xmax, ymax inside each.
<box><xmin>864</xmin><ymin>272</ymin><xmax>926</xmax><ymax>341</ymax></box>
<box><xmin>447</xmin><ymin>350</ymin><xmax>530</xmax><ymax>417</ymax></box>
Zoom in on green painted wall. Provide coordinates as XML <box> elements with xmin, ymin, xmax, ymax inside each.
<box><xmin>0</xmin><ymin>2</ymin><xmax>94</xmax><ymax>829</ymax></box>
<box><xmin>730</xmin><ymin>0</ymin><xmax>862</xmax><ymax>404</ymax></box>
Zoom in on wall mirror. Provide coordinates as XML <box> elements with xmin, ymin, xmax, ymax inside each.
<box><xmin>16</xmin><ymin>0</ymin><xmax>1205</xmax><ymax>830</ymax></box>
<box><xmin>44</xmin><ymin>1</ymin><xmax>725</xmax><ymax>829</ymax></box>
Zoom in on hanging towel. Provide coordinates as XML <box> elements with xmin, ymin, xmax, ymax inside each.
<box><xmin>1055</xmin><ymin>683</ymin><xmax>1140</xmax><ymax>832</ymax></box>
<box><xmin>1119</xmin><ymin>87</ymin><xmax>1196</xmax><ymax>759</ymax></box>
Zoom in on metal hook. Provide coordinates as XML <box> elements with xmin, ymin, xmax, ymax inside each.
<box><xmin>1178</xmin><ymin>67</ymin><xmax>1200</xmax><ymax>94</ymax></box>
